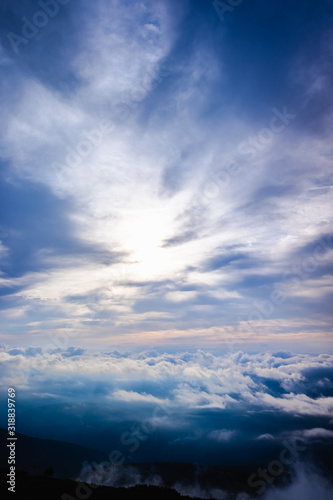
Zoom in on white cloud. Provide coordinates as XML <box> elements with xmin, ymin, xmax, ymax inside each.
<box><xmin>261</xmin><ymin>464</ymin><xmax>333</xmax><ymax>500</ymax></box>
<box><xmin>291</xmin><ymin>428</ymin><xmax>333</xmax><ymax>440</ymax></box>
<box><xmin>1</xmin><ymin>348</ymin><xmax>333</xmax><ymax>419</ymax></box>
<box><xmin>256</xmin><ymin>392</ymin><xmax>333</xmax><ymax>417</ymax></box>
<box><xmin>111</xmin><ymin>389</ymin><xmax>167</xmax><ymax>405</ymax></box>
<box><xmin>165</xmin><ymin>291</ymin><xmax>198</xmax><ymax>302</ymax></box>
<box><xmin>208</xmin><ymin>429</ymin><xmax>236</xmax><ymax>441</ymax></box>
<box><xmin>0</xmin><ymin>0</ymin><xmax>332</xmax><ymax>345</ymax></box>
<box><xmin>256</xmin><ymin>434</ymin><xmax>275</xmax><ymax>441</ymax></box>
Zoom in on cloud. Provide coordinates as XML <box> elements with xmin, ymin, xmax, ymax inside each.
<box><xmin>208</xmin><ymin>429</ymin><xmax>236</xmax><ymax>442</ymax></box>
<box><xmin>256</xmin><ymin>434</ymin><xmax>275</xmax><ymax>441</ymax></box>
<box><xmin>1</xmin><ymin>347</ymin><xmax>333</xmax><ymax>419</ymax></box>
<box><xmin>1</xmin><ymin>346</ymin><xmax>333</xmax><ymax>471</ymax></box>
<box><xmin>290</xmin><ymin>428</ymin><xmax>333</xmax><ymax>440</ymax></box>
<box><xmin>260</xmin><ymin>463</ymin><xmax>333</xmax><ymax>500</ymax></box>
<box><xmin>0</xmin><ymin>1</ymin><xmax>332</xmax><ymax>346</ymax></box>
<box><xmin>111</xmin><ymin>389</ymin><xmax>167</xmax><ymax>406</ymax></box>
<box><xmin>165</xmin><ymin>291</ymin><xmax>198</xmax><ymax>302</ymax></box>
<box><xmin>256</xmin><ymin>392</ymin><xmax>333</xmax><ymax>417</ymax></box>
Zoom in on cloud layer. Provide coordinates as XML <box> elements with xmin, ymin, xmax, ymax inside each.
<box><xmin>1</xmin><ymin>347</ymin><xmax>333</xmax><ymax>440</ymax></box>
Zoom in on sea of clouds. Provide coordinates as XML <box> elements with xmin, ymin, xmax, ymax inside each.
<box><xmin>1</xmin><ymin>346</ymin><xmax>332</xmax><ymax>498</ymax></box>
<box><xmin>1</xmin><ymin>346</ymin><xmax>333</xmax><ymax>418</ymax></box>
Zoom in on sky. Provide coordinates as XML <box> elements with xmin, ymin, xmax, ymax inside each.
<box><xmin>0</xmin><ymin>0</ymin><xmax>332</xmax><ymax>352</ymax></box>
<box><xmin>0</xmin><ymin>2</ymin><xmax>333</xmax><ymax>497</ymax></box>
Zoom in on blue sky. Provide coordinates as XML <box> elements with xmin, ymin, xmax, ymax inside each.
<box><xmin>0</xmin><ymin>0</ymin><xmax>333</xmax><ymax>351</ymax></box>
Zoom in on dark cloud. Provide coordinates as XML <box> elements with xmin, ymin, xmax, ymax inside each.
<box><xmin>203</xmin><ymin>252</ymin><xmax>257</xmax><ymax>272</ymax></box>
<box><xmin>162</xmin><ymin>230</ymin><xmax>199</xmax><ymax>248</ymax></box>
<box><xmin>0</xmin><ymin>175</ymin><xmax>125</xmax><ymax>282</ymax></box>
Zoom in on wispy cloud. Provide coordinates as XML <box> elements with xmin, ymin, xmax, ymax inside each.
<box><xmin>0</xmin><ymin>0</ymin><xmax>332</xmax><ymax>349</ymax></box>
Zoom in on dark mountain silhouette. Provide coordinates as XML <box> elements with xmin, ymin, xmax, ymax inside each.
<box><xmin>0</xmin><ymin>428</ymin><xmax>269</xmax><ymax>492</ymax></box>
<box><xmin>0</xmin><ymin>427</ymin><xmax>107</xmax><ymax>477</ymax></box>
<box><xmin>1</xmin><ymin>428</ymin><xmax>332</xmax><ymax>499</ymax></box>
<box><xmin>0</xmin><ymin>428</ymin><xmax>272</xmax><ymax>497</ymax></box>
<box><xmin>1</xmin><ymin>469</ymin><xmax>203</xmax><ymax>500</ymax></box>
